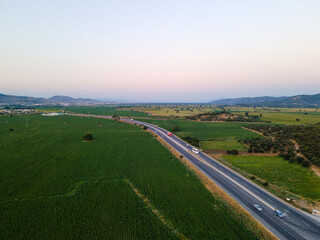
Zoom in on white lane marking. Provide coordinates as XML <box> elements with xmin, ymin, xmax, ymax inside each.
<box><xmin>301</xmin><ymin>220</ymin><xmax>311</xmax><ymax>227</ymax></box>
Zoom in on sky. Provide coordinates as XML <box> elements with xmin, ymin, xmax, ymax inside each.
<box><xmin>1</xmin><ymin>0</ymin><xmax>320</xmax><ymax>102</ymax></box>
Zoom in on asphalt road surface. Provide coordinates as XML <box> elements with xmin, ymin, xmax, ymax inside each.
<box><xmin>73</xmin><ymin>114</ymin><xmax>320</xmax><ymax>240</ymax></box>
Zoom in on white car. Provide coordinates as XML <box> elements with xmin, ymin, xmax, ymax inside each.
<box><xmin>254</xmin><ymin>204</ymin><xmax>262</xmax><ymax>211</ymax></box>
<box><xmin>192</xmin><ymin>148</ymin><xmax>199</xmax><ymax>155</ymax></box>
<box><xmin>275</xmin><ymin>209</ymin><xmax>284</xmax><ymax>218</ymax></box>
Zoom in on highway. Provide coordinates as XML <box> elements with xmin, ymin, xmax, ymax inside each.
<box><xmin>73</xmin><ymin>114</ymin><xmax>320</xmax><ymax>240</ymax></box>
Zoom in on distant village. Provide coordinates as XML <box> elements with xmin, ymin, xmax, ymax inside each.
<box><xmin>0</xmin><ymin>107</ymin><xmax>65</xmax><ymax>116</ymax></box>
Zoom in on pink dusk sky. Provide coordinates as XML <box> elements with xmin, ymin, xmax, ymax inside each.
<box><xmin>1</xmin><ymin>0</ymin><xmax>320</xmax><ymax>102</ymax></box>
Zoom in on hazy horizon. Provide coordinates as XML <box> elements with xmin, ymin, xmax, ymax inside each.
<box><xmin>1</xmin><ymin>1</ymin><xmax>320</xmax><ymax>102</ymax></box>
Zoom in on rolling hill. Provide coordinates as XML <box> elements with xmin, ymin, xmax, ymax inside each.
<box><xmin>209</xmin><ymin>93</ymin><xmax>320</xmax><ymax>107</ymax></box>
<box><xmin>0</xmin><ymin>93</ymin><xmax>106</xmax><ymax>106</ymax></box>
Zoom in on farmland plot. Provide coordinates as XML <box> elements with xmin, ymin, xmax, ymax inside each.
<box><xmin>0</xmin><ymin>115</ymin><xmax>258</xmax><ymax>239</ymax></box>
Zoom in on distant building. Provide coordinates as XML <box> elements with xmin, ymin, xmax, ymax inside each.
<box><xmin>42</xmin><ymin>112</ymin><xmax>63</xmax><ymax>116</ymax></box>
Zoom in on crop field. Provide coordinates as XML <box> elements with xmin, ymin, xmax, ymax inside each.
<box><xmin>249</xmin><ymin>112</ymin><xmax>320</xmax><ymax>125</ymax></box>
<box><xmin>0</xmin><ymin>115</ymin><xmax>257</xmax><ymax>239</ymax></box>
<box><xmin>200</xmin><ymin>140</ymin><xmax>247</xmax><ymax>151</ymax></box>
<box><xmin>222</xmin><ymin>155</ymin><xmax>320</xmax><ymax>201</ymax></box>
<box><xmin>64</xmin><ymin>106</ymin><xmax>320</xmax><ymax>125</ymax></box>
<box><xmin>119</xmin><ymin>105</ymin><xmax>320</xmax><ymax>119</ymax></box>
<box><xmin>120</xmin><ymin>105</ymin><xmax>217</xmax><ymax>117</ymax></box>
<box><xmin>228</xmin><ymin>107</ymin><xmax>319</xmax><ymax>113</ymax></box>
<box><xmin>139</xmin><ymin>119</ymin><xmax>262</xmax><ymax>140</ymax></box>
<box><xmin>65</xmin><ymin>106</ymin><xmax>148</xmax><ymax>117</ymax></box>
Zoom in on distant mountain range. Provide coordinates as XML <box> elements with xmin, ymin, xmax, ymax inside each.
<box><xmin>0</xmin><ymin>93</ymin><xmax>111</xmax><ymax>106</ymax></box>
<box><xmin>209</xmin><ymin>93</ymin><xmax>320</xmax><ymax>107</ymax></box>
<box><xmin>2</xmin><ymin>92</ymin><xmax>320</xmax><ymax>107</ymax></box>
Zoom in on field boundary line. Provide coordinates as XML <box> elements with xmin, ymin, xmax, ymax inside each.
<box><xmin>124</xmin><ymin>178</ymin><xmax>189</xmax><ymax>240</ymax></box>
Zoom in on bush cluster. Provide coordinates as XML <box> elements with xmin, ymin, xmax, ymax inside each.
<box><xmin>226</xmin><ymin>149</ymin><xmax>239</xmax><ymax>155</ymax></box>
<box><xmin>245</xmin><ymin>124</ymin><xmax>320</xmax><ymax>167</ymax></box>
<box><xmin>186</xmin><ymin>111</ymin><xmax>262</xmax><ymax>122</ymax></box>
<box><xmin>183</xmin><ymin>136</ymin><xmax>200</xmax><ymax>147</ymax></box>
<box><xmin>83</xmin><ymin>133</ymin><xmax>93</xmax><ymax>141</ymax></box>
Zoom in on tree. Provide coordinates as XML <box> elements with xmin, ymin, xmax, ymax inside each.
<box><xmin>112</xmin><ymin>115</ymin><xmax>120</xmax><ymax>121</ymax></box>
<box><xmin>83</xmin><ymin>132</ymin><xmax>93</xmax><ymax>141</ymax></box>
<box><xmin>301</xmin><ymin>159</ymin><xmax>312</xmax><ymax>168</ymax></box>
<box><xmin>172</xmin><ymin>126</ymin><xmax>180</xmax><ymax>132</ymax></box>
<box><xmin>296</xmin><ymin>156</ymin><xmax>304</xmax><ymax>163</ymax></box>
<box><xmin>226</xmin><ymin>149</ymin><xmax>239</xmax><ymax>155</ymax></box>
<box><xmin>183</xmin><ymin>136</ymin><xmax>200</xmax><ymax>147</ymax></box>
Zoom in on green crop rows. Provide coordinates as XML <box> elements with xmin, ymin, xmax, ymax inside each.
<box><xmin>66</xmin><ymin>106</ymin><xmax>148</xmax><ymax>117</ymax></box>
<box><xmin>200</xmin><ymin>140</ymin><xmax>247</xmax><ymax>151</ymax></box>
<box><xmin>139</xmin><ymin>119</ymin><xmax>262</xmax><ymax>140</ymax></box>
<box><xmin>0</xmin><ymin>115</ymin><xmax>257</xmax><ymax>239</ymax></box>
<box><xmin>223</xmin><ymin>155</ymin><xmax>320</xmax><ymax>201</ymax></box>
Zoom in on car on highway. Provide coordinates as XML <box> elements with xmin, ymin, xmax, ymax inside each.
<box><xmin>275</xmin><ymin>209</ymin><xmax>284</xmax><ymax>218</ymax></box>
<box><xmin>192</xmin><ymin>148</ymin><xmax>200</xmax><ymax>155</ymax></box>
<box><xmin>167</xmin><ymin>132</ymin><xmax>172</xmax><ymax>136</ymax></box>
<box><xmin>254</xmin><ymin>204</ymin><xmax>262</xmax><ymax>211</ymax></box>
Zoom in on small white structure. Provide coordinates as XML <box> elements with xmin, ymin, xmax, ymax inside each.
<box><xmin>312</xmin><ymin>209</ymin><xmax>320</xmax><ymax>216</ymax></box>
<box><xmin>42</xmin><ymin>112</ymin><xmax>63</xmax><ymax>116</ymax></box>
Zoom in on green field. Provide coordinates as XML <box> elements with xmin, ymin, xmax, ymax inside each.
<box><xmin>0</xmin><ymin>115</ymin><xmax>258</xmax><ymax>239</ymax></box>
<box><xmin>222</xmin><ymin>155</ymin><xmax>320</xmax><ymax>201</ymax></box>
<box><xmin>65</xmin><ymin>106</ymin><xmax>148</xmax><ymax>117</ymax></box>
<box><xmin>65</xmin><ymin>105</ymin><xmax>320</xmax><ymax>125</ymax></box>
<box><xmin>139</xmin><ymin>119</ymin><xmax>262</xmax><ymax>140</ymax></box>
<box><xmin>121</xmin><ymin>105</ymin><xmax>217</xmax><ymax>117</ymax></box>
<box><xmin>249</xmin><ymin>112</ymin><xmax>320</xmax><ymax>125</ymax></box>
<box><xmin>200</xmin><ymin>140</ymin><xmax>247</xmax><ymax>151</ymax></box>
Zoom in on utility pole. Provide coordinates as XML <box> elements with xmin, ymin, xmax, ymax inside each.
<box><xmin>26</xmin><ymin>117</ymin><xmax>28</xmax><ymax>129</ymax></box>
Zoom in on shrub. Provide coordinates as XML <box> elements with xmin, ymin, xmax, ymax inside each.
<box><xmin>283</xmin><ymin>154</ymin><xmax>291</xmax><ymax>160</ymax></box>
<box><xmin>296</xmin><ymin>156</ymin><xmax>304</xmax><ymax>164</ymax></box>
<box><xmin>226</xmin><ymin>149</ymin><xmax>239</xmax><ymax>155</ymax></box>
<box><xmin>289</xmin><ymin>158</ymin><xmax>296</xmax><ymax>163</ymax></box>
<box><xmin>262</xmin><ymin>181</ymin><xmax>269</xmax><ymax>187</ymax></box>
<box><xmin>313</xmin><ymin>159</ymin><xmax>320</xmax><ymax>166</ymax></box>
<box><xmin>9</xmin><ymin>128</ymin><xmax>14</xmax><ymax>132</ymax></box>
<box><xmin>183</xmin><ymin>136</ymin><xmax>200</xmax><ymax>147</ymax></box>
<box><xmin>250</xmin><ymin>175</ymin><xmax>256</xmax><ymax>180</ymax></box>
<box><xmin>83</xmin><ymin>133</ymin><xmax>93</xmax><ymax>141</ymax></box>
<box><xmin>301</xmin><ymin>159</ymin><xmax>312</xmax><ymax>168</ymax></box>
<box><xmin>143</xmin><ymin>126</ymin><xmax>148</xmax><ymax>130</ymax></box>
<box><xmin>172</xmin><ymin>126</ymin><xmax>180</xmax><ymax>132</ymax></box>
<box><xmin>112</xmin><ymin>115</ymin><xmax>120</xmax><ymax>121</ymax></box>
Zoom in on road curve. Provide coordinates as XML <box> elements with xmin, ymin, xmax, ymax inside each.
<box><xmin>72</xmin><ymin>114</ymin><xmax>320</xmax><ymax>240</ymax></box>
